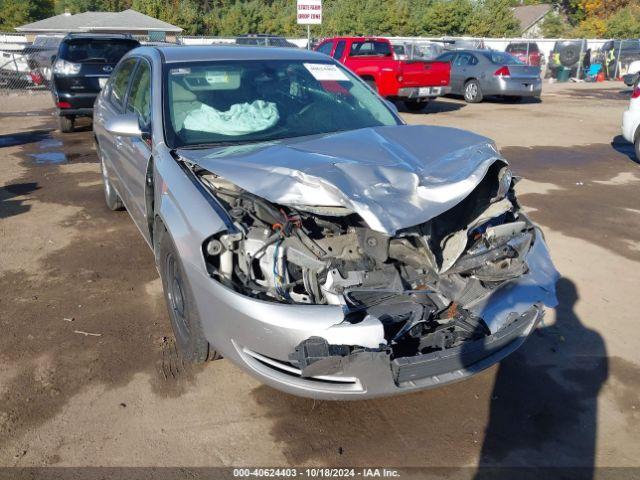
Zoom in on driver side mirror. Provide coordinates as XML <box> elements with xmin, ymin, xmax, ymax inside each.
<box><xmin>105</xmin><ymin>113</ymin><xmax>142</xmax><ymax>137</ymax></box>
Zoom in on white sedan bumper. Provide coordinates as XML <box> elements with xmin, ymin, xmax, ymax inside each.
<box><xmin>622</xmin><ymin>108</ymin><xmax>640</xmax><ymax>144</ymax></box>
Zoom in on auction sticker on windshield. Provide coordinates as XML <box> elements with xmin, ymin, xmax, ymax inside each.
<box><xmin>304</xmin><ymin>63</ymin><xmax>349</xmax><ymax>81</ymax></box>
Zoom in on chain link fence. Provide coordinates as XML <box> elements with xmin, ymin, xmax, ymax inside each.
<box><xmin>1</xmin><ymin>31</ymin><xmax>638</xmax><ymax>96</ymax></box>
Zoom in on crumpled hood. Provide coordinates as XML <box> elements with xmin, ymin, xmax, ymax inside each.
<box><xmin>178</xmin><ymin>125</ymin><xmax>504</xmax><ymax>234</ymax></box>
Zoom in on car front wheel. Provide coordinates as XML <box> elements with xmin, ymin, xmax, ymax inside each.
<box><xmin>157</xmin><ymin>223</ymin><xmax>220</xmax><ymax>363</ymax></box>
<box><xmin>635</xmin><ymin>132</ymin><xmax>640</xmax><ymax>162</ymax></box>
<box><xmin>464</xmin><ymin>79</ymin><xmax>483</xmax><ymax>103</ymax></box>
<box><xmin>99</xmin><ymin>151</ymin><xmax>124</xmax><ymax>211</ymax></box>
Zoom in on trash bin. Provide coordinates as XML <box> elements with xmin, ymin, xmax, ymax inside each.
<box><xmin>556</xmin><ymin>66</ymin><xmax>571</xmax><ymax>82</ymax></box>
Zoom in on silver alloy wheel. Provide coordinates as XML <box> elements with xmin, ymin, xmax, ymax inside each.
<box><xmin>465</xmin><ymin>82</ymin><xmax>478</xmax><ymax>101</ymax></box>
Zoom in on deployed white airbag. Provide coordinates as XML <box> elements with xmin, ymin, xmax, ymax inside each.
<box><xmin>183</xmin><ymin>100</ymin><xmax>279</xmax><ymax>136</ymax></box>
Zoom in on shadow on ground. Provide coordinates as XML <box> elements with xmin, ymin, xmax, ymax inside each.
<box><xmin>611</xmin><ymin>135</ymin><xmax>639</xmax><ymax>164</ymax></box>
<box><xmin>0</xmin><ymin>182</ymin><xmax>40</xmax><ymax>219</ymax></box>
<box><xmin>475</xmin><ymin>278</ymin><xmax>607</xmax><ymax>479</ymax></box>
<box><xmin>396</xmin><ymin>98</ymin><xmax>466</xmax><ymax>115</ymax></box>
<box><xmin>561</xmin><ymin>87</ymin><xmax>631</xmax><ymax>102</ymax></box>
<box><xmin>249</xmin><ymin>277</ymin><xmax>612</xmax><ymax>475</ymax></box>
<box><xmin>0</xmin><ymin>115</ymin><xmax>193</xmax><ymax>452</ymax></box>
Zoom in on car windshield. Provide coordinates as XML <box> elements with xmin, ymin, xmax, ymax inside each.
<box><xmin>164</xmin><ymin>59</ymin><xmax>400</xmax><ymax>149</ymax></box>
<box><xmin>507</xmin><ymin>43</ymin><xmax>538</xmax><ymax>53</ymax></box>
<box><xmin>485</xmin><ymin>51</ymin><xmax>523</xmax><ymax>65</ymax></box>
<box><xmin>619</xmin><ymin>40</ymin><xmax>640</xmax><ymax>50</ymax></box>
<box><xmin>59</xmin><ymin>39</ymin><xmax>139</xmax><ymax>63</ymax></box>
<box><xmin>412</xmin><ymin>43</ymin><xmax>443</xmax><ymax>60</ymax></box>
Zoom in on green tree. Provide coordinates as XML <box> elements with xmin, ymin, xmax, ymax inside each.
<box><xmin>0</xmin><ymin>0</ymin><xmax>54</xmax><ymax>29</ymax></box>
<box><xmin>422</xmin><ymin>0</ymin><xmax>472</xmax><ymax>36</ymax></box>
<box><xmin>467</xmin><ymin>0</ymin><xmax>520</xmax><ymax>36</ymax></box>
<box><xmin>540</xmin><ymin>11</ymin><xmax>569</xmax><ymax>37</ymax></box>
<box><xmin>605</xmin><ymin>4</ymin><xmax>640</xmax><ymax>38</ymax></box>
<box><xmin>380</xmin><ymin>0</ymin><xmax>420</xmax><ymax>36</ymax></box>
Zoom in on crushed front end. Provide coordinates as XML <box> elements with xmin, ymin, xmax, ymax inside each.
<box><xmin>188</xmin><ymin>155</ymin><xmax>558</xmax><ymax>399</ymax></box>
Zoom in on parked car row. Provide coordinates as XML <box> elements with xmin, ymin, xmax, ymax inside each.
<box><xmin>315</xmin><ymin>37</ymin><xmax>542</xmax><ymax>105</ymax></box>
<box><xmin>48</xmin><ymin>32</ymin><xmax>544</xmax><ymax>136</ymax></box>
<box><xmin>315</xmin><ymin>36</ymin><xmax>451</xmax><ymax>111</ymax></box>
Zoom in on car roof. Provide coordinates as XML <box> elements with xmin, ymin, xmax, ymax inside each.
<box><xmin>147</xmin><ymin>45</ymin><xmax>326</xmax><ymax>63</ymax></box>
<box><xmin>323</xmin><ymin>36</ymin><xmax>388</xmax><ymax>42</ymax></box>
<box><xmin>63</xmin><ymin>33</ymin><xmax>138</xmax><ymax>42</ymax></box>
<box><xmin>237</xmin><ymin>34</ymin><xmax>285</xmax><ymax>38</ymax></box>
<box><xmin>446</xmin><ymin>49</ymin><xmax>489</xmax><ymax>55</ymax></box>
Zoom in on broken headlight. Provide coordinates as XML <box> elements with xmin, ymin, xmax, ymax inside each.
<box><xmin>494</xmin><ymin>166</ymin><xmax>513</xmax><ymax>202</ymax></box>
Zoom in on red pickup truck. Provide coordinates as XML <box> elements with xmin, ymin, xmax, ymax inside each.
<box><xmin>315</xmin><ymin>37</ymin><xmax>451</xmax><ymax>111</ymax></box>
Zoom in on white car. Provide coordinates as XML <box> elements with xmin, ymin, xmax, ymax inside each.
<box><xmin>622</xmin><ymin>80</ymin><xmax>640</xmax><ymax>158</ymax></box>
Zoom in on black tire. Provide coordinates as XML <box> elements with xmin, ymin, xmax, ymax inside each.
<box><xmin>99</xmin><ymin>149</ymin><xmax>124</xmax><ymax>211</ymax></box>
<box><xmin>59</xmin><ymin>115</ymin><xmax>74</xmax><ymax>133</ymax></box>
<box><xmin>464</xmin><ymin>79</ymin><xmax>483</xmax><ymax>103</ymax></box>
<box><xmin>157</xmin><ymin>222</ymin><xmax>220</xmax><ymax>363</ymax></box>
<box><xmin>635</xmin><ymin>132</ymin><xmax>640</xmax><ymax>162</ymax></box>
<box><xmin>558</xmin><ymin>43</ymin><xmax>581</xmax><ymax>67</ymax></box>
<box><xmin>404</xmin><ymin>100</ymin><xmax>429</xmax><ymax>112</ymax></box>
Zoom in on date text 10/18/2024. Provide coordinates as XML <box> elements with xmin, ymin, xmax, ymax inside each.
<box><xmin>233</xmin><ymin>468</ymin><xmax>401</xmax><ymax>478</ymax></box>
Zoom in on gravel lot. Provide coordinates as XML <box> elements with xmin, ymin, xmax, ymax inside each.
<box><xmin>1</xmin><ymin>82</ymin><xmax>639</xmax><ymax>477</ymax></box>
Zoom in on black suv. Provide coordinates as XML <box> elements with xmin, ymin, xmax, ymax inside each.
<box><xmin>51</xmin><ymin>33</ymin><xmax>140</xmax><ymax>132</ymax></box>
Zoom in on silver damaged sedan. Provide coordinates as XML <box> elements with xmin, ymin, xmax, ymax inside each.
<box><xmin>94</xmin><ymin>46</ymin><xmax>558</xmax><ymax>399</ymax></box>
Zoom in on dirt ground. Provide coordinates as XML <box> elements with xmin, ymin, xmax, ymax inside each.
<box><xmin>1</xmin><ymin>82</ymin><xmax>639</xmax><ymax>478</ymax></box>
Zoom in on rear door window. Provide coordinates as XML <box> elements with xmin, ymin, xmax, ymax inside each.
<box><xmin>59</xmin><ymin>39</ymin><xmax>139</xmax><ymax>64</ymax></box>
<box><xmin>316</xmin><ymin>41</ymin><xmax>334</xmax><ymax>56</ymax></box>
<box><xmin>349</xmin><ymin>41</ymin><xmax>392</xmax><ymax>57</ymax></box>
<box><xmin>455</xmin><ymin>53</ymin><xmax>473</xmax><ymax>66</ymax></box>
<box><xmin>109</xmin><ymin>58</ymin><xmax>138</xmax><ymax>111</ymax></box>
<box><xmin>332</xmin><ymin>40</ymin><xmax>346</xmax><ymax>59</ymax></box>
<box><xmin>125</xmin><ymin>59</ymin><xmax>152</xmax><ymax>129</ymax></box>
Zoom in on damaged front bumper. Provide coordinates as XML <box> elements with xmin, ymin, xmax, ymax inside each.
<box><xmin>190</xmin><ymin>230</ymin><xmax>558</xmax><ymax>400</ymax></box>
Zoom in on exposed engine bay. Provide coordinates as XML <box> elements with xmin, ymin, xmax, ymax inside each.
<box><xmin>197</xmin><ymin>160</ymin><xmax>537</xmax><ymax>361</ymax></box>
